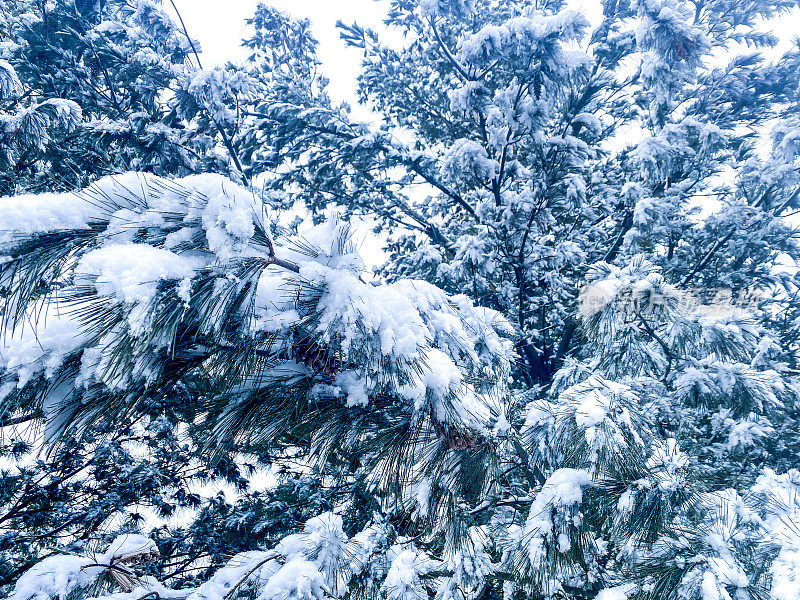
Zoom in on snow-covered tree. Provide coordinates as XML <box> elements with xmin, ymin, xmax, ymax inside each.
<box><xmin>0</xmin><ymin>0</ymin><xmax>257</xmax><ymax>195</ymax></box>
<box><xmin>238</xmin><ymin>0</ymin><xmax>800</xmax><ymax>597</ymax></box>
<box><xmin>3</xmin><ymin>1</ymin><xmax>800</xmax><ymax>600</ymax></box>
<box><xmin>0</xmin><ymin>171</ymin><xmax>514</xmax><ymax>597</ymax></box>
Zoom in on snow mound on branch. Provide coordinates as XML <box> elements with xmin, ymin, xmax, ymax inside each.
<box><xmin>187</xmin><ymin>551</ymin><xmax>280</xmax><ymax>600</ymax></box>
<box><xmin>9</xmin><ymin>555</ymin><xmax>98</xmax><ymax>600</ymax></box>
<box><xmin>300</xmin><ymin>264</ymin><xmax>512</xmax><ymax>426</ymax></box>
<box><xmin>577</xmin><ymin>277</ymin><xmax>621</xmax><ymax>318</ymax></box>
<box><xmin>258</xmin><ymin>557</ymin><xmax>327</xmax><ymax>600</ymax></box>
<box><xmin>383</xmin><ymin>550</ymin><xmax>428</xmax><ymax>600</ymax></box>
<box><xmin>560</xmin><ymin>376</ymin><xmax>637</xmax><ymax>430</ymax></box>
<box><xmin>647</xmin><ymin>438</ymin><xmax>689</xmax><ymax>492</ymax></box>
<box><xmin>752</xmin><ymin>469</ymin><xmax>800</xmax><ymax>600</ymax></box>
<box><xmin>0</xmin><ymin>303</ymin><xmax>86</xmax><ymax>393</ymax></box>
<box><xmin>440</xmin><ymin>139</ymin><xmax>499</xmax><ymax>185</ymax></box>
<box><xmin>304</xmin><ymin>267</ymin><xmax>430</xmax><ymax>360</ymax></box>
<box><xmin>0</xmin><ymin>188</ymin><xmax>97</xmax><ymax>245</ymax></box>
<box><xmin>595</xmin><ymin>583</ymin><xmax>636</xmax><ymax>600</ymax></box>
<box><xmin>536</xmin><ymin>468</ymin><xmax>591</xmax><ymax>507</ymax></box>
<box><xmin>76</xmin><ymin>244</ymin><xmax>205</xmax><ymax>305</ymax></box>
<box><xmin>0</xmin><ymin>59</ymin><xmax>22</xmax><ymax>98</ymax></box>
<box><xmin>0</xmin><ymin>172</ymin><xmax>261</xmax><ymax>263</ymax></box>
<box><xmin>457</xmin><ymin>10</ymin><xmax>588</xmax><ymax>64</ymax></box>
<box><xmin>523</xmin><ymin>468</ymin><xmax>592</xmax><ymax>559</ymax></box>
<box><xmin>98</xmin><ymin>534</ymin><xmax>158</xmax><ymax>564</ymax></box>
<box><xmin>277</xmin><ymin>512</ymin><xmax>347</xmax><ymax>567</ymax></box>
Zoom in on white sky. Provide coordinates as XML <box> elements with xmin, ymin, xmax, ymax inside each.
<box><xmin>167</xmin><ymin>1</ymin><xmax>605</xmax><ymax>106</ymax></box>
<box><xmin>169</xmin><ymin>0</ymin><xmax>398</xmax><ymax>112</ymax></box>
<box><xmin>169</xmin><ymin>0</ymin><xmax>798</xmax><ymax>113</ymax></box>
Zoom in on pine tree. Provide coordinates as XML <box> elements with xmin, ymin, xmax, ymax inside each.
<box><xmin>236</xmin><ymin>0</ymin><xmax>800</xmax><ymax>597</ymax></box>
<box><xmin>3</xmin><ymin>1</ymin><xmax>800</xmax><ymax>600</ymax></box>
<box><xmin>0</xmin><ymin>171</ymin><xmax>514</xmax><ymax>599</ymax></box>
<box><xmin>0</xmin><ymin>0</ymin><xmax>256</xmax><ymax>195</ymax></box>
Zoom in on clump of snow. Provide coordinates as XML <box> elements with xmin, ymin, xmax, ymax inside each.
<box><xmin>258</xmin><ymin>557</ymin><xmax>327</xmax><ymax>600</ymax></box>
<box><xmin>334</xmin><ymin>370</ymin><xmax>370</xmax><ymax>407</ymax></box>
<box><xmin>646</xmin><ymin>438</ymin><xmax>689</xmax><ymax>491</ymax></box>
<box><xmin>448</xmin><ymin>81</ymin><xmax>489</xmax><ymax>115</ymax></box>
<box><xmin>721</xmin><ymin>414</ymin><xmax>775</xmax><ymax>451</ymax></box>
<box><xmin>275</xmin><ymin>511</ymin><xmax>347</xmax><ymax>569</ymax></box>
<box><xmin>382</xmin><ymin>550</ymin><xmax>427</xmax><ymax>600</ymax></box>
<box><xmin>0</xmin><ymin>186</ymin><xmax>99</xmax><ymax>245</ymax></box>
<box><xmin>577</xmin><ymin>278</ymin><xmax>621</xmax><ymax>318</ymax></box>
<box><xmin>0</xmin><ymin>303</ymin><xmax>86</xmax><ymax>392</ymax></box>
<box><xmin>523</xmin><ymin>399</ymin><xmax>555</xmax><ymax>430</ymax></box>
<box><xmin>98</xmin><ymin>534</ymin><xmax>159</xmax><ymax>564</ymax></box>
<box><xmin>0</xmin><ymin>58</ymin><xmax>22</xmax><ymax>98</ymax></box>
<box><xmin>457</xmin><ymin>11</ymin><xmax>588</xmax><ymax>65</ymax></box>
<box><xmin>570</xmin><ymin>385</ymin><xmax>614</xmax><ymax>428</ymax></box>
<box><xmin>440</xmin><ymin>139</ymin><xmax>500</xmax><ymax>185</ymax></box>
<box><xmin>299</xmin><ymin>264</ymin><xmax>511</xmax><ymax>427</ymax></box>
<box><xmin>197</xmin><ymin>178</ymin><xmax>258</xmax><ymax>260</ymax></box>
<box><xmin>300</xmin><ymin>512</ymin><xmax>348</xmax><ymax>587</ymax></box>
<box><xmin>187</xmin><ymin>551</ymin><xmax>280</xmax><ymax>600</ymax></box>
<box><xmin>752</xmin><ymin>469</ymin><xmax>800</xmax><ymax>600</ymax></box>
<box><xmin>417</xmin><ymin>348</ymin><xmax>464</xmax><ymax>403</ymax></box>
<box><xmin>523</xmin><ymin>468</ymin><xmax>592</xmax><ymax>560</ymax></box>
<box><xmin>302</xmin><ymin>266</ymin><xmax>431</xmax><ymax>361</ymax></box>
<box><xmin>10</xmin><ymin>555</ymin><xmax>98</xmax><ymax>600</ymax></box>
<box><xmin>558</xmin><ymin>375</ymin><xmax>640</xmax><ymax>456</ymax></box>
<box><xmin>572</xmin><ymin>112</ymin><xmax>602</xmax><ymax>135</ymax></box>
<box><xmin>348</xmin><ymin>523</ymin><xmax>390</xmax><ymax>575</ymax></box>
<box><xmin>595</xmin><ymin>583</ymin><xmax>636</xmax><ymax>600</ymax></box>
<box><xmin>76</xmin><ymin>244</ymin><xmax>204</xmax><ymax>306</ymax></box>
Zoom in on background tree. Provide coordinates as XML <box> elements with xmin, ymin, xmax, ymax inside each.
<box><xmin>232</xmin><ymin>0</ymin><xmax>800</xmax><ymax>596</ymax></box>
<box><xmin>0</xmin><ymin>0</ymin><xmax>257</xmax><ymax>195</ymax></box>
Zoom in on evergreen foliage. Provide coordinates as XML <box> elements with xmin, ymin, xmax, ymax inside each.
<box><xmin>1</xmin><ymin>1</ymin><xmax>800</xmax><ymax>600</ymax></box>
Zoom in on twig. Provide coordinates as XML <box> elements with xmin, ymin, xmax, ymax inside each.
<box><xmin>428</xmin><ymin>18</ymin><xmax>471</xmax><ymax>81</ymax></box>
<box><xmin>222</xmin><ymin>552</ymin><xmax>281</xmax><ymax>600</ymax></box>
<box><xmin>167</xmin><ymin>0</ymin><xmax>250</xmax><ymax>186</ymax></box>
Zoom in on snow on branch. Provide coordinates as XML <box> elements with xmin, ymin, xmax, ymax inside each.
<box><xmin>0</xmin><ymin>171</ymin><xmax>515</xmax><ymax>494</ymax></box>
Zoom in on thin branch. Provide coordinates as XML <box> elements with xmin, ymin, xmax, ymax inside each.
<box><xmin>403</xmin><ymin>157</ymin><xmax>477</xmax><ymax>218</ymax></box>
<box><xmin>222</xmin><ymin>552</ymin><xmax>281</xmax><ymax>600</ymax></box>
<box><xmin>0</xmin><ymin>412</ymin><xmax>39</xmax><ymax>428</ymax></box>
<box><xmin>603</xmin><ymin>210</ymin><xmax>633</xmax><ymax>263</ymax></box>
<box><xmin>167</xmin><ymin>0</ymin><xmax>250</xmax><ymax>186</ymax></box>
<box><xmin>428</xmin><ymin>18</ymin><xmax>471</xmax><ymax>81</ymax></box>
<box><xmin>679</xmin><ymin>228</ymin><xmax>734</xmax><ymax>287</ymax></box>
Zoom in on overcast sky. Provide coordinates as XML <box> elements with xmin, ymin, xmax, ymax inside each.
<box><xmin>169</xmin><ymin>0</ymin><xmax>798</xmax><ymax>113</ymax></box>
<box><xmin>169</xmin><ymin>0</ymin><xmax>388</xmax><ymax>110</ymax></box>
<box><xmin>168</xmin><ymin>0</ymin><xmax>611</xmax><ymax>109</ymax></box>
